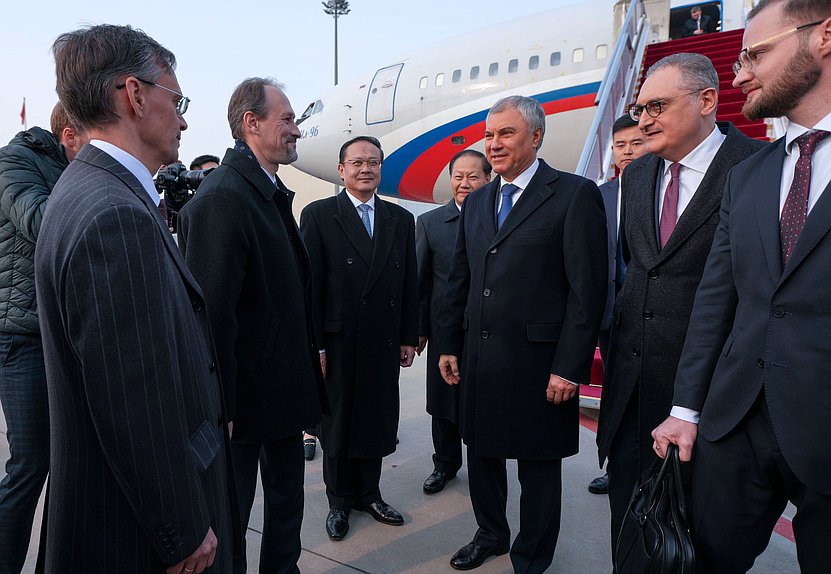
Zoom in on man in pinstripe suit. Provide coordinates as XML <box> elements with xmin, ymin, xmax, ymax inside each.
<box><xmin>34</xmin><ymin>25</ymin><xmax>238</xmax><ymax>574</ymax></box>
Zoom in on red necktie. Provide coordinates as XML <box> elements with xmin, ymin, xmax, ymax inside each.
<box><xmin>158</xmin><ymin>197</ymin><xmax>168</xmax><ymax>223</ymax></box>
<box><xmin>659</xmin><ymin>162</ymin><xmax>682</xmax><ymax>248</ymax></box>
<box><xmin>780</xmin><ymin>129</ymin><xmax>830</xmax><ymax>264</ymax></box>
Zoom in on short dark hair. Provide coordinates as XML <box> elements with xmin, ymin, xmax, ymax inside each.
<box><xmin>612</xmin><ymin>114</ymin><xmax>639</xmax><ymax>135</ymax></box>
<box><xmin>227</xmin><ymin>77</ymin><xmax>284</xmax><ymax>140</ymax></box>
<box><xmin>50</xmin><ymin>101</ymin><xmax>75</xmax><ymax>137</ymax></box>
<box><xmin>339</xmin><ymin>136</ymin><xmax>384</xmax><ymax>163</ymax></box>
<box><xmin>691</xmin><ymin>5</ymin><xmax>702</xmax><ymax>13</ymax></box>
<box><xmin>749</xmin><ymin>0</ymin><xmax>831</xmax><ymax>24</ymax></box>
<box><xmin>190</xmin><ymin>154</ymin><xmax>220</xmax><ymax>170</ymax></box>
<box><xmin>52</xmin><ymin>24</ymin><xmax>176</xmax><ymax>132</ymax></box>
<box><xmin>448</xmin><ymin>150</ymin><xmax>491</xmax><ymax>175</ymax></box>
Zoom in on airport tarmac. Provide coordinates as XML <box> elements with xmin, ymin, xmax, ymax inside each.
<box><xmin>2</xmin><ymin>356</ymin><xmax>798</xmax><ymax>573</ymax></box>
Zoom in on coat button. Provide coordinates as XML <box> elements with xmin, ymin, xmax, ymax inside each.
<box><xmin>390</xmin><ymin>300</ymin><xmax>395</xmax><ymax>307</ymax></box>
<box><xmin>757</xmin><ymin>358</ymin><xmax>764</xmax><ymax>368</ymax></box>
<box><xmin>387</xmin><ymin>339</ymin><xmax>393</xmax><ymax>346</ymax></box>
<box><xmin>483</xmin><ymin>288</ymin><xmax>491</xmax><ymax>297</ymax></box>
<box><xmin>772</xmin><ymin>307</ymin><xmax>785</xmax><ymax>318</ymax></box>
<box><xmin>209</xmin><ymin>362</ymin><xmax>216</xmax><ymax>372</ymax></box>
<box><xmin>192</xmin><ymin>300</ymin><xmax>203</xmax><ymax>312</ymax></box>
<box><xmin>481</xmin><ymin>330</ymin><xmax>489</xmax><ymax>339</ymax></box>
<box><xmin>361</xmin><ymin>298</ymin><xmax>366</xmax><ymax>305</ymax></box>
<box><xmin>346</xmin><ymin>258</ymin><xmax>354</xmax><ymax>265</ymax></box>
<box><xmin>632</xmin><ymin>347</ymin><xmax>641</xmax><ymax>357</ymax></box>
<box><xmin>490</xmin><ymin>248</ymin><xmax>498</xmax><ymax>254</ymax></box>
<box><xmin>649</xmin><ymin>269</ymin><xmax>659</xmax><ymax>279</ymax></box>
<box><xmin>642</xmin><ymin>310</ymin><xmax>653</xmax><ymax>320</ymax></box>
<box><xmin>394</xmin><ymin>261</ymin><xmax>400</xmax><ymax>268</ymax></box>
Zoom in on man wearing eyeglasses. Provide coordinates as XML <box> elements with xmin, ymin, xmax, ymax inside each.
<box><xmin>653</xmin><ymin>1</ymin><xmax>831</xmax><ymax>571</ymax></box>
<box><xmin>177</xmin><ymin>77</ymin><xmax>327</xmax><ymax>574</ymax></box>
<box><xmin>595</xmin><ymin>52</ymin><xmax>766</xmax><ymax>560</ymax></box>
<box><xmin>300</xmin><ymin>136</ymin><xmax>418</xmax><ymax>542</ymax></box>
<box><xmin>33</xmin><ymin>25</ymin><xmax>238</xmax><ymax>574</ymax></box>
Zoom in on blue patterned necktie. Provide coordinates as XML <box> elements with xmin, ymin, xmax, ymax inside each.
<box><xmin>497</xmin><ymin>183</ymin><xmax>518</xmax><ymax>229</ymax></box>
<box><xmin>358</xmin><ymin>203</ymin><xmax>372</xmax><ymax>238</ymax></box>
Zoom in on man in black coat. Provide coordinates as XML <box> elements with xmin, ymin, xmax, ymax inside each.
<box><xmin>681</xmin><ymin>5</ymin><xmax>716</xmax><ymax>37</ymax></box>
<box><xmin>438</xmin><ymin>96</ymin><xmax>608</xmax><ymax>573</ymax></box>
<box><xmin>35</xmin><ymin>24</ymin><xmax>238</xmax><ymax>573</ymax></box>
<box><xmin>178</xmin><ymin>77</ymin><xmax>326</xmax><ymax>574</ymax></box>
<box><xmin>300</xmin><ymin>136</ymin><xmax>418</xmax><ymax>542</ymax></box>
<box><xmin>654</xmin><ymin>1</ymin><xmax>831</xmax><ymax>571</ymax></box>
<box><xmin>595</xmin><ymin>53</ymin><xmax>767</xmax><ymax>554</ymax></box>
<box><xmin>416</xmin><ymin>150</ymin><xmax>491</xmax><ymax>495</ymax></box>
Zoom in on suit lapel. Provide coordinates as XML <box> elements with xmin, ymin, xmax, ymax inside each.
<box><xmin>780</xmin><ymin>176</ymin><xmax>831</xmax><ymax>286</ymax></box>
<box><xmin>442</xmin><ymin>200</ymin><xmax>461</xmax><ymax>224</ymax></box>
<box><xmin>363</xmin><ymin>198</ymin><xmax>397</xmax><ymax>297</ymax></box>
<box><xmin>334</xmin><ymin>190</ymin><xmax>373</xmax><ymax>265</ymax></box>
<box><xmin>753</xmin><ymin>142</ymin><xmax>786</xmax><ymax>284</ymax></box>
<box><xmin>493</xmin><ymin>163</ymin><xmax>557</xmax><ymax>243</ymax></box>
<box><xmin>476</xmin><ymin>180</ymin><xmax>499</xmax><ymax>242</ymax></box>
<box><xmin>627</xmin><ymin>156</ymin><xmax>663</xmax><ymax>261</ymax></box>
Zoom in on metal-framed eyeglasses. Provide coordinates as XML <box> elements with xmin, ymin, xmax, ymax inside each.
<box><xmin>116</xmin><ymin>77</ymin><xmax>190</xmax><ymax>115</ymax></box>
<box><xmin>628</xmin><ymin>90</ymin><xmax>703</xmax><ymax>121</ymax></box>
<box><xmin>732</xmin><ymin>19</ymin><xmax>824</xmax><ymax>76</ymax></box>
<box><xmin>342</xmin><ymin>159</ymin><xmax>382</xmax><ymax>169</ymax></box>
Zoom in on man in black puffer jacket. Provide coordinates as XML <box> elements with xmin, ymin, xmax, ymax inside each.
<box><xmin>0</xmin><ymin>102</ymin><xmax>83</xmax><ymax>574</ymax></box>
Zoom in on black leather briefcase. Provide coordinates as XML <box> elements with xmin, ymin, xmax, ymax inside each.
<box><xmin>614</xmin><ymin>444</ymin><xmax>695</xmax><ymax>574</ymax></box>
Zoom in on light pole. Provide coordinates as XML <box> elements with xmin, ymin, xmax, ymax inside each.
<box><xmin>322</xmin><ymin>0</ymin><xmax>350</xmax><ymax>86</ymax></box>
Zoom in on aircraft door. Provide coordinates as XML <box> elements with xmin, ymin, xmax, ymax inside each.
<box><xmin>365</xmin><ymin>63</ymin><xmax>403</xmax><ymax>125</ymax></box>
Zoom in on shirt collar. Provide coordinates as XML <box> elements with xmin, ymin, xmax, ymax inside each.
<box><xmin>345</xmin><ymin>189</ymin><xmax>376</xmax><ymax>210</ymax></box>
<box><xmin>260</xmin><ymin>165</ymin><xmax>277</xmax><ymax>185</ymax></box>
<box><xmin>784</xmin><ymin>111</ymin><xmax>831</xmax><ymax>156</ymax></box>
<box><xmin>89</xmin><ymin>139</ymin><xmax>160</xmax><ymax>205</ymax></box>
<box><xmin>662</xmin><ymin>124</ymin><xmax>725</xmax><ymax>178</ymax></box>
<box><xmin>500</xmin><ymin>158</ymin><xmax>539</xmax><ymax>191</ymax></box>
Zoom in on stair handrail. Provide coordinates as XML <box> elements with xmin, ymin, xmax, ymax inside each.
<box><xmin>576</xmin><ymin>0</ymin><xmax>649</xmax><ymax>183</ymax></box>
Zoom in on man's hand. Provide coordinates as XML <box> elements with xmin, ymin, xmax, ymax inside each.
<box><xmin>400</xmin><ymin>345</ymin><xmax>416</xmax><ymax>367</ymax></box>
<box><xmin>545</xmin><ymin>374</ymin><xmax>577</xmax><ymax>404</ymax></box>
<box><xmin>439</xmin><ymin>354</ymin><xmax>460</xmax><ymax>385</ymax></box>
<box><xmin>416</xmin><ymin>336</ymin><xmax>427</xmax><ymax>356</ymax></box>
<box><xmin>319</xmin><ymin>351</ymin><xmax>327</xmax><ymax>379</ymax></box>
<box><xmin>652</xmin><ymin>416</ymin><xmax>698</xmax><ymax>462</ymax></box>
<box><xmin>166</xmin><ymin>527</ymin><xmax>217</xmax><ymax>574</ymax></box>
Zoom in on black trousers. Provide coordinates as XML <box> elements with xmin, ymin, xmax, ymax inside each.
<box><xmin>467</xmin><ymin>446</ymin><xmax>563</xmax><ymax>574</ymax></box>
<box><xmin>693</xmin><ymin>396</ymin><xmax>831</xmax><ymax>574</ymax></box>
<box><xmin>431</xmin><ymin>416</ymin><xmax>463</xmax><ymax>475</ymax></box>
<box><xmin>231</xmin><ymin>433</ymin><xmax>304</xmax><ymax>574</ymax></box>
<box><xmin>323</xmin><ymin>454</ymin><xmax>382</xmax><ymax>511</ymax></box>
<box><xmin>606</xmin><ymin>388</ymin><xmax>640</xmax><ymax>560</ymax></box>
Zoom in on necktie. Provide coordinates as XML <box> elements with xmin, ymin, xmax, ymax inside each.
<box><xmin>497</xmin><ymin>184</ymin><xmax>518</xmax><ymax>230</ymax></box>
<box><xmin>358</xmin><ymin>203</ymin><xmax>372</xmax><ymax>238</ymax></box>
<box><xmin>780</xmin><ymin>129</ymin><xmax>830</xmax><ymax>264</ymax></box>
<box><xmin>659</xmin><ymin>162</ymin><xmax>682</xmax><ymax>248</ymax></box>
<box><xmin>158</xmin><ymin>197</ymin><xmax>168</xmax><ymax>224</ymax></box>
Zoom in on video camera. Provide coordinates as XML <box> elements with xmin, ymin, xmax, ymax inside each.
<box><xmin>153</xmin><ymin>162</ymin><xmax>215</xmax><ymax>232</ymax></box>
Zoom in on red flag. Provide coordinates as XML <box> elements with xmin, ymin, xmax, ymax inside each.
<box><xmin>20</xmin><ymin>99</ymin><xmax>26</xmax><ymax>126</ymax></box>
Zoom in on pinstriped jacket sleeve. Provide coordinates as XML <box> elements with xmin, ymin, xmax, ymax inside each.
<box><xmin>62</xmin><ymin>202</ymin><xmax>213</xmax><ymax>563</ymax></box>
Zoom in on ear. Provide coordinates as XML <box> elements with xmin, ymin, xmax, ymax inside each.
<box><xmin>815</xmin><ymin>16</ymin><xmax>831</xmax><ymax>58</ymax></box>
<box><xmin>699</xmin><ymin>87</ymin><xmax>718</xmax><ymax>117</ymax></box>
<box><xmin>60</xmin><ymin>126</ymin><xmax>77</xmax><ymax>149</ymax></box>
<box><xmin>337</xmin><ymin>162</ymin><xmax>346</xmax><ymax>181</ymax></box>
<box><xmin>122</xmin><ymin>76</ymin><xmax>146</xmax><ymax>118</ymax></box>
<box><xmin>242</xmin><ymin>111</ymin><xmax>259</xmax><ymax>136</ymax></box>
<box><xmin>531</xmin><ymin>127</ymin><xmax>543</xmax><ymax>150</ymax></box>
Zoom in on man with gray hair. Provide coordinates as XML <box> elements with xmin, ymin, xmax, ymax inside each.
<box><xmin>178</xmin><ymin>77</ymin><xmax>326</xmax><ymax>574</ymax></box>
<box><xmin>437</xmin><ymin>95</ymin><xmax>608</xmax><ymax>572</ymax></box>
<box><xmin>35</xmin><ymin>24</ymin><xmax>238</xmax><ymax>573</ymax></box>
<box><xmin>595</xmin><ymin>52</ymin><xmax>766</xmax><ymax>559</ymax></box>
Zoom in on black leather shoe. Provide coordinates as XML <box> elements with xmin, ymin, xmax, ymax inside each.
<box><xmin>588</xmin><ymin>473</ymin><xmax>609</xmax><ymax>494</ymax></box>
<box><xmin>304</xmin><ymin>437</ymin><xmax>316</xmax><ymax>461</ymax></box>
<box><xmin>358</xmin><ymin>500</ymin><xmax>404</xmax><ymax>525</ymax></box>
<box><xmin>423</xmin><ymin>470</ymin><xmax>456</xmax><ymax>494</ymax></box>
<box><xmin>450</xmin><ymin>542</ymin><xmax>509</xmax><ymax>570</ymax></box>
<box><xmin>325</xmin><ymin>509</ymin><xmax>349</xmax><ymax>540</ymax></box>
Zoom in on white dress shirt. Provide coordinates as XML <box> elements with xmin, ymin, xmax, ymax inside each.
<box><xmin>345</xmin><ymin>190</ymin><xmax>376</xmax><ymax>236</ymax></box>
<box><xmin>90</xmin><ymin>140</ymin><xmax>161</xmax><ymax>206</ymax></box>
<box><xmin>779</xmin><ymin>111</ymin><xmax>831</xmax><ymax>217</ymax></box>
<box><xmin>496</xmin><ymin>158</ymin><xmax>540</xmax><ymax>213</ymax></box>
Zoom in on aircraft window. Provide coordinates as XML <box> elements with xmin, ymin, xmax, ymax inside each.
<box><xmin>452</xmin><ymin>69</ymin><xmax>462</xmax><ymax>83</ymax></box>
<box><xmin>550</xmin><ymin>52</ymin><xmax>561</xmax><ymax>66</ymax></box>
<box><xmin>509</xmin><ymin>59</ymin><xmax>518</xmax><ymax>73</ymax></box>
<box><xmin>573</xmin><ymin>48</ymin><xmax>584</xmax><ymax>63</ymax></box>
<box><xmin>298</xmin><ymin>101</ymin><xmax>315</xmax><ymax>125</ymax></box>
<box><xmin>596</xmin><ymin>44</ymin><xmax>609</xmax><ymax>59</ymax></box>
<box><xmin>419</xmin><ymin>76</ymin><xmax>428</xmax><ymax>89</ymax></box>
<box><xmin>313</xmin><ymin>100</ymin><xmax>324</xmax><ymax>113</ymax></box>
<box><xmin>436</xmin><ymin>73</ymin><xmax>445</xmax><ymax>87</ymax></box>
<box><xmin>489</xmin><ymin>62</ymin><xmax>498</xmax><ymax>76</ymax></box>
<box><xmin>470</xmin><ymin>66</ymin><xmax>480</xmax><ymax>80</ymax></box>
<box><xmin>529</xmin><ymin>55</ymin><xmax>539</xmax><ymax>70</ymax></box>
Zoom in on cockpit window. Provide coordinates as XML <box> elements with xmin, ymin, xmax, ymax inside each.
<box><xmin>297</xmin><ymin>100</ymin><xmax>323</xmax><ymax>125</ymax></box>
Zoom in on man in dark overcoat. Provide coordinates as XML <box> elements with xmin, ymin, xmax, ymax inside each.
<box><xmin>438</xmin><ymin>95</ymin><xmax>608</xmax><ymax>573</ymax></box>
<box><xmin>595</xmin><ymin>53</ymin><xmax>766</xmax><ymax>554</ymax></box>
<box><xmin>300</xmin><ymin>136</ymin><xmax>418</xmax><ymax>542</ymax></box>
<box><xmin>415</xmin><ymin>150</ymin><xmax>491</xmax><ymax>495</ymax></box>
<box><xmin>177</xmin><ymin>77</ymin><xmax>326</xmax><ymax>574</ymax></box>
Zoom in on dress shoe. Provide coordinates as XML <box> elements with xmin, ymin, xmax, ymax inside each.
<box><xmin>450</xmin><ymin>542</ymin><xmax>509</xmax><ymax>570</ymax></box>
<box><xmin>588</xmin><ymin>473</ymin><xmax>609</xmax><ymax>494</ymax></box>
<box><xmin>325</xmin><ymin>509</ymin><xmax>349</xmax><ymax>541</ymax></box>
<box><xmin>303</xmin><ymin>437</ymin><xmax>316</xmax><ymax>461</ymax></box>
<box><xmin>423</xmin><ymin>470</ymin><xmax>456</xmax><ymax>494</ymax></box>
<box><xmin>357</xmin><ymin>499</ymin><xmax>404</xmax><ymax>525</ymax></box>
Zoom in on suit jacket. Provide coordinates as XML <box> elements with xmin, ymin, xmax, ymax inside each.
<box><xmin>598</xmin><ymin>178</ymin><xmax>620</xmax><ymax>331</ymax></box>
<box><xmin>177</xmin><ymin>148</ymin><xmax>326</xmax><ymax>443</ymax></box>
<box><xmin>681</xmin><ymin>14</ymin><xmax>715</xmax><ymax>37</ymax></box>
<box><xmin>416</xmin><ymin>200</ymin><xmax>461</xmax><ymax>422</ymax></box>
<box><xmin>596</xmin><ymin>123</ymin><xmax>767</xmax><ymax>471</ymax></box>
<box><xmin>438</xmin><ymin>159</ymin><xmax>608</xmax><ymax>460</ymax></box>
<box><xmin>34</xmin><ymin>144</ymin><xmax>237</xmax><ymax>572</ymax></box>
<box><xmin>300</xmin><ymin>191</ymin><xmax>418</xmax><ymax>458</ymax></box>
<box><xmin>674</xmin><ymin>138</ymin><xmax>831</xmax><ymax>494</ymax></box>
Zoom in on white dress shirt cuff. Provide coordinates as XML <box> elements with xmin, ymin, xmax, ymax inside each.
<box><xmin>554</xmin><ymin>374</ymin><xmax>579</xmax><ymax>387</ymax></box>
<box><xmin>670</xmin><ymin>406</ymin><xmax>700</xmax><ymax>424</ymax></box>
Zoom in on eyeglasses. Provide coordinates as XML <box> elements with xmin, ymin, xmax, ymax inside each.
<box><xmin>732</xmin><ymin>19</ymin><xmax>824</xmax><ymax>76</ymax></box>
<box><xmin>342</xmin><ymin>159</ymin><xmax>382</xmax><ymax>169</ymax></box>
<box><xmin>116</xmin><ymin>76</ymin><xmax>190</xmax><ymax>115</ymax></box>
<box><xmin>628</xmin><ymin>90</ymin><xmax>703</xmax><ymax>121</ymax></box>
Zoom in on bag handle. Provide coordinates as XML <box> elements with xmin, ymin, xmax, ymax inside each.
<box><xmin>644</xmin><ymin>444</ymin><xmax>675</xmax><ymax>510</ymax></box>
